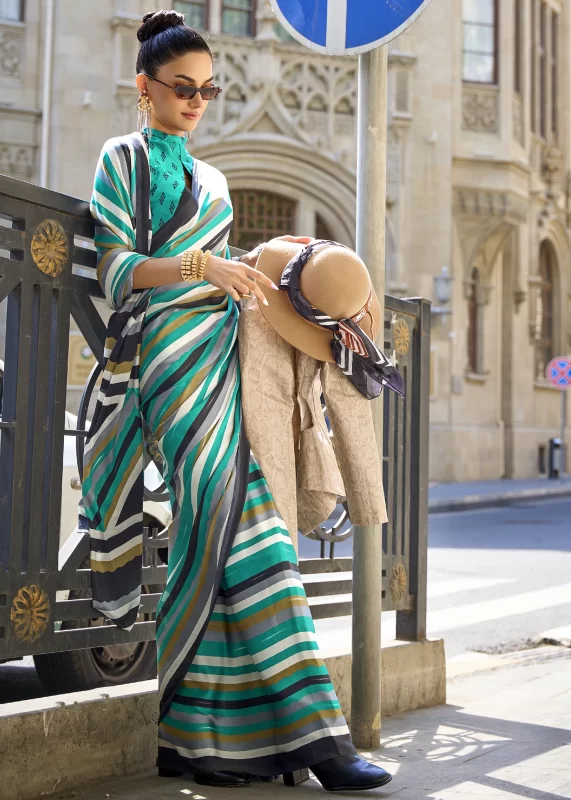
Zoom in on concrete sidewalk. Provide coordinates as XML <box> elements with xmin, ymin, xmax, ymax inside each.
<box><xmin>429</xmin><ymin>475</ymin><xmax>571</xmax><ymax>513</ymax></box>
<box><xmin>56</xmin><ymin>644</ymin><xmax>571</xmax><ymax>800</ymax></box>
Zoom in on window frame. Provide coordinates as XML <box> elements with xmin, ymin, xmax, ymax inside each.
<box><xmin>531</xmin><ymin>0</ymin><xmax>560</xmax><ymax>142</ymax></box>
<box><xmin>0</xmin><ymin>0</ymin><xmax>25</xmax><ymax>22</ymax></box>
<box><xmin>539</xmin><ymin>1</ymin><xmax>547</xmax><ymax>138</ymax></box>
<box><xmin>466</xmin><ymin>268</ymin><xmax>483</xmax><ymax>375</ymax></box>
<box><xmin>462</xmin><ymin>0</ymin><xmax>499</xmax><ymax>85</ymax></box>
<box><xmin>221</xmin><ymin>0</ymin><xmax>257</xmax><ymax>38</ymax></box>
<box><xmin>551</xmin><ymin>8</ymin><xmax>559</xmax><ymax>138</ymax></box>
<box><xmin>173</xmin><ymin>0</ymin><xmax>209</xmax><ymax>32</ymax></box>
<box><xmin>531</xmin><ymin>0</ymin><xmax>537</xmax><ymax>133</ymax></box>
<box><xmin>535</xmin><ymin>241</ymin><xmax>556</xmax><ymax>380</ymax></box>
<box><xmin>229</xmin><ymin>189</ymin><xmax>296</xmax><ymax>251</ymax></box>
<box><xmin>514</xmin><ymin>0</ymin><xmax>523</xmax><ymax>95</ymax></box>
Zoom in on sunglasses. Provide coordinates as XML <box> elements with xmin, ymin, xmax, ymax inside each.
<box><xmin>144</xmin><ymin>74</ymin><xmax>222</xmax><ymax>101</ymax></box>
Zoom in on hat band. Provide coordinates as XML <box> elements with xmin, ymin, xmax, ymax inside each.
<box><xmin>351</xmin><ymin>289</ymin><xmax>372</xmax><ymax>323</ymax></box>
<box><xmin>278</xmin><ymin>240</ymin><xmax>405</xmax><ymax>401</ymax></box>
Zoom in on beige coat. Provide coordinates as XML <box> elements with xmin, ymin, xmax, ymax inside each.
<box><xmin>238</xmin><ymin>301</ymin><xmax>387</xmax><ymax>551</ymax></box>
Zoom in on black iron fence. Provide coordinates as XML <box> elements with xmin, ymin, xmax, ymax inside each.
<box><xmin>0</xmin><ymin>173</ymin><xmax>430</xmax><ymax>665</ymax></box>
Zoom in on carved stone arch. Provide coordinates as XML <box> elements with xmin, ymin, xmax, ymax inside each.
<box><xmin>193</xmin><ymin>137</ymin><xmax>356</xmax><ymax>248</ymax></box>
<box><xmin>531</xmin><ymin>224</ymin><xmax>569</xmax><ymax>353</ymax></box>
<box><xmin>334</xmin><ymin>96</ymin><xmax>355</xmax><ymax>116</ymax></box>
<box><xmin>537</xmin><ymin>218</ymin><xmax>570</xmax><ymax>289</ymax></box>
<box><xmin>226</xmin><ymin>83</ymin><xmax>248</xmax><ymax>103</ymax></box>
<box><xmin>335</xmin><ymin>68</ymin><xmax>357</xmax><ymax>95</ymax></box>
<box><xmin>306</xmin><ymin>93</ymin><xmax>329</xmax><ymax>112</ymax></box>
<box><xmin>458</xmin><ymin>219</ymin><xmax>513</xmax><ymax>304</ymax></box>
<box><xmin>307</xmin><ymin>63</ymin><xmax>329</xmax><ymax>93</ymax></box>
<box><xmin>453</xmin><ymin>188</ymin><xmax>528</xmax><ymax>307</ymax></box>
<box><xmin>221</xmin><ymin>89</ymin><xmax>312</xmax><ymax>144</ymax></box>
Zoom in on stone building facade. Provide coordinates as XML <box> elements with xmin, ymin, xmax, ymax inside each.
<box><xmin>1</xmin><ymin>0</ymin><xmax>570</xmax><ymax>481</ymax></box>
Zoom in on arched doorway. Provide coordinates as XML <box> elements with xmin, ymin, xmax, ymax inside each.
<box><xmin>229</xmin><ymin>190</ymin><xmax>297</xmax><ymax>252</ymax></box>
<box><xmin>315</xmin><ymin>213</ymin><xmax>335</xmax><ymax>242</ymax></box>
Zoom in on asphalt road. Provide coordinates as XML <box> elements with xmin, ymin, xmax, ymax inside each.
<box><xmin>301</xmin><ymin>496</ymin><xmax>571</xmax><ymax>659</ymax></box>
<box><xmin>1</xmin><ymin>497</ymin><xmax>570</xmax><ymax>703</ymax></box>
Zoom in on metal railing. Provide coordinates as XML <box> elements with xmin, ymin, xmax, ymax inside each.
<box><xmin>0</xmin><ymin>173</ymin><xmax>430</xmax><ymax>663</ymax></box>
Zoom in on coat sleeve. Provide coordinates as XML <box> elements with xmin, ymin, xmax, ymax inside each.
<box><xmin>90</xmin><ymin>139</ymin><xmax>150</xmax><ymax>310</ymax></box>
<box><xmin>321</xmin><ymin>362</ymin><xmax>388</xmax><ymax>526</ymax></box>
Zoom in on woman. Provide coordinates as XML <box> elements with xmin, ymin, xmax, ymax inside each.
<box><xmin>83</xmin><ymin>9</ymin><xmax>392</xmax><ymax>793</ymax></box>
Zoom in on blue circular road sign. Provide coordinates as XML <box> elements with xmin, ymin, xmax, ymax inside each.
<box><xmin>546</xmin><ymin>357</ymin><xmax>571</xmax><ymax>389</ymax></box>
<box><xmin>271</xmin><ymin>0</ymin><xmax>434</xmax><ymax>56</ymax></box>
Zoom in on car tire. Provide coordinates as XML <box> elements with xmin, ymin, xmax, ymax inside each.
<box><xmin>33</xmin><ymin>584</ymin><xmax>160</xmax><ymax>694</ymax></box>
<box><xmin>33</xmin><ymin>636</ymin><xmax>157</xmax><ymax>694</ymax></box>
<box><xmin>34</xmin><ymin>515</ymin><xmax>167</xmax><ymax>695</ymax></box>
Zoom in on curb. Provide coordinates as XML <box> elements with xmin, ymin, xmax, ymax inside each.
<box><xmin>429</xmin><ymin>484</ymin><xmax>571</xmax><ymax>514</ymax></box>
<box><xmin>1</xmin><ymin>642</ymin><xmax>446</xmax><ymax>800</ymax></box>
<box><xmin>534</xmin><ymin>625</ymin><xmax>571</xmax><ymax>648</ymax></box>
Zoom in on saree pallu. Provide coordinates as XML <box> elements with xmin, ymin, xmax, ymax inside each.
<box><xmin>81</xmin><ymin>132</ymin><xmax>355</xmax><ymax>774</ymax></box>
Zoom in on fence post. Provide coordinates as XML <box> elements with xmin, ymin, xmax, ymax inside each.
<box><xmin>396</xmin><ymin>298</ymin><xmax>431</xmax><ymax>642</ymax></box>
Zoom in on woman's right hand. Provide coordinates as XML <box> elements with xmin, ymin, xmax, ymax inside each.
<box><xmin>203</xmin><ymin>254</ymin><xmax>278</xmax><ymax>306</ymax></box>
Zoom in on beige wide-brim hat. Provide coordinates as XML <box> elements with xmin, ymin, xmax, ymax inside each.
<box><xmin>254</xmin><ymin>239</ymin><xmax>381</xmax><ymax>363</ymax></box>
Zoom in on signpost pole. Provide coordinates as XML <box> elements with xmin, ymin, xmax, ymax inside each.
<box><xmin>351</xmin><ymin>45</ymin><xmax>388</xmax><ymax>751</ymax></box>
<box><xmin>561</xmin><ymin>391</ymin><xmax>568</xmax><ymax>475</ymax></box>
<box><xmin>546</xmin><ymin>357</ymin><xmax>571</xmax><ymax>474</ymax></box>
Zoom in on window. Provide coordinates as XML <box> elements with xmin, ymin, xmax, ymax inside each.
<box><xmin>0</xmin><ymin>0</ymin><xmax>23</xmax><ymax>21</ymax></box>
<box><xmin>174</xmin><ymin>0</ymin><xmax>208</xmax><ymax>30</ymax></box>
<box><xmin>275</xmin><ymin>22</ymin><xmax>295</xmax><ymax>42</ymax></box>
<box><xmin>551</xmin><ymin>10</ymin><xmax>558</xmax><ymax>138</ymax></box>
<box><xmin>531</xmin><ymin>0</ymin><xmax>537</xmax><ymax>132</ymax></box>
<box><xmin>462</xmin><ymin>0</ymin><xmax>497</xmax><ymax>83</ymax></box>
<box><xmin>531</xmin><ymin>1</ymin><xmax>559</xmax><ymax>139</ymax></box>
<box><xmin>539</xmin><ymin>2</ymin><xmax>547</xmax><ymax>138</ymax></box>
<box><xmin>230</xmin><ymin>191</ymin><xmax>296</xmax><ymax>252</ymax></box>
<box><xmin>467</xmin><ymin>268</ymin><xmax>482</xmax><ymax>373</ymax></box>
<box><xmin>514</xmin><ymin>0</ymin><xmax>523</xmax><ymax>94</ymax></box>
<box><xmin>222</xmin><ymin>0</ymin><xmax>256</xmax><ymax>37</ymax></box>
<box><xmin>535</xmin><ymin>242</ymin><xmax>555</xmax><ymax>379</ymax></box>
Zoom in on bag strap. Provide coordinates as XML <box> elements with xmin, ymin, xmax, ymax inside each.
<box><xmin>121</xmin><ymin>132</ymin><xmax>151</xmax><ymax>257</ymax></box>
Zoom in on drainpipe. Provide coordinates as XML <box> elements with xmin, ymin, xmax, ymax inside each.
<box><xmin>39</xmin><ymin>0</ymin><xmax>55</xmax><ymax>188</ymax></box>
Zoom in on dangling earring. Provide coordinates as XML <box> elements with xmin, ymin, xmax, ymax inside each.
<box><xmin>137</xmin><ymin>92</ymin><xmax>151</xmax><ymax>132</ymax></box>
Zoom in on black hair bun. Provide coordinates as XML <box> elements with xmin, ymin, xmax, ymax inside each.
<box><xmin>137</xmin><ymin>10</ymin><xmax>185</xmax><ymax>43</ymax></box>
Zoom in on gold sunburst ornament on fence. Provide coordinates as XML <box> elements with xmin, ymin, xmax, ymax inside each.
<box><xmin>31</xmin><ymin>219</ymin><xmax>68</xmax><ymax>277</ymax></box>
<box><xmin>10</xmin><ymin>585</ymin><xmax>50</xmax><ymax>642</ymax></box>
<box><xmin>393</xmin><ymin>319</ymin><xmax>410</xmax><ymax>356</ymax></box>
<box><xmin>390</xmin><ymin>563</ymin><xmax>408</xmax><ymax>604</ymax></box>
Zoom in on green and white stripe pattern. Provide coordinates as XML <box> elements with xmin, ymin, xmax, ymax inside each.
<box><xmin>83</xmin><ymin>128</ymin><xmax>354</xmax><ymax>776</ymax></box>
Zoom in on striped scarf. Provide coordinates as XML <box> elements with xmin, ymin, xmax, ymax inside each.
<box><xmin>279</xmin><ymin>240</ymin><xmax>405</xmax><ymax>400</ymax></box>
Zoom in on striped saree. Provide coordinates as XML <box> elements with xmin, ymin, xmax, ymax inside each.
<box><xmin>82</xmin><ymin>130</ymin><xmax>355</xmax><ymax>775</ymax></box>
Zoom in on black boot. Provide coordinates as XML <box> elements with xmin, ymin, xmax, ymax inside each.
<box><xmin>158</xmin><ymin>766</ymin><xmax>250</xmax><ymax>788</ymax></box>
<box><xmin>158</xmin><ymin>767</ymin><xmax>183</xmax><ymax>778</ymax></box>
<box><xmin>309</xmin><ymin>755</ymin><xmax>392</xmax><ymax>792</ymax></box>
<box><xmin>193</xmin><ymin>770</ymin><xmax>251</xmax><ymax>788</ymax></box>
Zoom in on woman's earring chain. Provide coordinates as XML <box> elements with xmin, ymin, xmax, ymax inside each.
<box><xmin>137</xmin><ymin>93</ymin><xmax>152</xmax><ymax>132</ymax></box>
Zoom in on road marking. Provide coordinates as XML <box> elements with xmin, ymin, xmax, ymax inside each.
<box><xmin>428</xmin><ymin>582</ymin><xmax>571</xmax><ymax>632</ymax></box>
<box><xmin>428</xmin><ymin>577</ymin><xmax>516</xmax><ymax>598</ymax></box>
<box><xmin>314</xmin><ymin>582</ymin><xmax>571</xmax><ymax>658</ymax></box>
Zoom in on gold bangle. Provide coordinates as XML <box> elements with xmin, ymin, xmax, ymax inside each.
<box><xmin>181</xmin><ymin>249</ymin><xmax>200</xmax><ymax>282</ymax></box>
<box><xmin>197</xmin><ymin>250</ymin><xmax>211</xmax><ymax>282</ymax></box>
<box><xmin>190</xmin><ymin>249</ymin><xmax>200</xmax><ymax>280</ymax></box>
<box><xmin>181</xmin><ymin>250</ymin><xmax>193</xmax><ymax>281</ymax></box>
